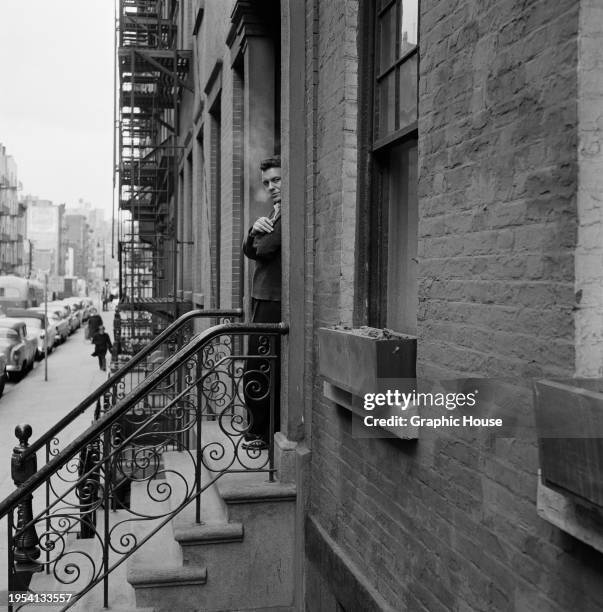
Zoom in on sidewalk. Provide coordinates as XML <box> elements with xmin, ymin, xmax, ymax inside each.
<box><xmin>0</xmin><ymin>310</ymin><xmax>116</xmax><ymax>597</ymax></box>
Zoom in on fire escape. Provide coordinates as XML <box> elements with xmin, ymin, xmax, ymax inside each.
<box><xmin>115</xmin><ymin>0</ymin><xmax>192</xmax><ymax>361</ymax></box>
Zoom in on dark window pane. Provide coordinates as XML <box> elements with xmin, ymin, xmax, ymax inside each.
<box><xmin>378</xmin><ymin>71</ymin><xmax>396</xmax><ymax>139</ymax></box>
<box><xmin>385</xmin><ymin>139</ymin><xmax>418</xmax><ymax>334</ymax></box>
<box><xmin>398</xmin><ymin>55</ymin><xmax>418</xmax><ymax>128</ymax></box>
<box><xmin>400</xmin><ymin>0</ymin><xmax>419</xmax><ymax>55</ymax></box>
<box><xmin>378</xmin><ymin>6</ymin><xmax>397</xmax><ymax>72</ymax></box>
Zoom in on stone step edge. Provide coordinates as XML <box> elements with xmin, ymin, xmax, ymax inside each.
<box><xmin>173</xmin><ymin>520</ymin><xmax>244</xmax><ymax>545</ymax></box>
<box><xmin>127</xmin><ymin>565</ymin><xmax>207</xmax><ymax>589</ymax></box>
<box><xmin>162</xmin><ymin>451</ymin><xmax>229</xmax><ymax>525</ymax></box>
<box><xmin>217</xmin><ymin>477</ymin><xmax>297</xmax><ymax>505</ymax></box>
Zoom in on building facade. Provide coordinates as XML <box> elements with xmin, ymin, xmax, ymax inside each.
<box><xmin>23</xmin><ymin>196</ymin><xmax>65</xmax><ymax>277</ymax></box>
<box><xmin>0</xmin><ymin>144</ymin><xmax>25</xmax><ymax>275</ymax></box>
<box><xmin>115</xmin><ymin>0</ymin><xmax>603</xmax><ymax>609</ymax></box>
<box><xmin>64</xmin><ymin>213</ymin><xmax>91</xmax><ymax>279</ymax></box>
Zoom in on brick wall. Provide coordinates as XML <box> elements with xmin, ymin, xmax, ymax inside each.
<box><xmin>186</xmin><ymin>0</ymin><xmax>236</xmax><ymax>310</ymax></box>
<box><xmin>418</xmin><ymin>0</ymin><xmax>578</xmax><ymax>380</ymax></box>
<box><xmin>306</xmin><ymin>1</ymin><xmax>603</xmax><ymax>610</ymax></box>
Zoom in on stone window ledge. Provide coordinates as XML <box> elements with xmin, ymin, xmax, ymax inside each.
<box><xmin>537</xmin><ymin>471</ymin><xmax>603</xmax><ymax>554</ymax></box>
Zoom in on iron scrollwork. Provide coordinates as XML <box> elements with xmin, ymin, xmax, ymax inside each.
<box><xmin>8</xmin><ymin>325</ymin><xmax>281</xmax><ymax>611</ymax></box>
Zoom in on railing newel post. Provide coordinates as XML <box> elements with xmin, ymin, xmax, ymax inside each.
<box><xmin>11</xmin><ymin>424</ymin><xmax>42</xmax><ymax>584</ymax></box>
<box><xmin>7</xmin><ymin>509</ymin><xmax>15</xmax><ymax>612</ymax></box>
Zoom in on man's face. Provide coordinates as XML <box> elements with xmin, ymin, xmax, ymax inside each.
<box><xmin>261</xmin><ymin>167</ymin><xmax>281</xmax><ymax>204</ymax></box>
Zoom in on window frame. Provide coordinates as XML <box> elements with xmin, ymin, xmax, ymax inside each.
<box><xmin>354</xmin><ymin>0</ymin><xmax>420</xmax><ymax>330</ymax></box>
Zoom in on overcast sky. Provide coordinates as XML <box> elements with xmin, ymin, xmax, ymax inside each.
<box><xmin>0</xmin><ymin>0</ymin><xmax>115</xmax><ymax>216</ymax></box>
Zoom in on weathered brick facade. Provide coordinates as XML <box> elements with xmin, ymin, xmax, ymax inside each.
<box><xmin>172</xmin><ymin>0</ymin><xmax>603</xmax><ymax>609</ymax></box>
<box><xmin>303</xmin><ymin>1</ymin><xmax>603</xmax><ymax>611</ymax></box>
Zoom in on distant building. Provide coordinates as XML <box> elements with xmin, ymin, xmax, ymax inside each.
<box><xmin>65</xmin><ymin>201</ymin><xmax>115</xmax><ymax>287</ymax></box>
<box><xmin>23</xmin><ymin>196</ymin><xmax>65</xmax><ymax>276</ymax></box>
<box><xmin>64</xmin><ymin>213</ymin><xmax>91</xmax><ymax>279</ymax></box>
<box><xmin>0</xmin><ymin>144</ymin><xmax>25</xmax><ymax>275</ymax></box>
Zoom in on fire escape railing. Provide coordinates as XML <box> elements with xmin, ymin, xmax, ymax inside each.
<box><xmin>1</xmin><ymin>321</ymin><xmax>287</xmax><ymax>611</ymax></box>
<box><xmin>116</xmin><ymin>0</ymin><xmax>192</xmax><ymax>321</ymax></box>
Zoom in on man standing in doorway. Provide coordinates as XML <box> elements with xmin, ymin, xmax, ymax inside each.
<box><xmin>242</xmin><ymin>156</ymin><xmax>282</xmax><ymax>450</ymax></box>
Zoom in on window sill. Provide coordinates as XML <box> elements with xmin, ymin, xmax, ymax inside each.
<box><xmin>534</xmin><ymin>379</ymin><xmax>603</xmax><ymax>508</ymax></box>
<box><xmin>537</xmin><ymin>471</ymin><xmax>603</xmax><ymax>554</ymax></box>
<box><xmin>323</xmin><ymin>381</ymin><xmax>418</xmax><ymax>440</ymax></box>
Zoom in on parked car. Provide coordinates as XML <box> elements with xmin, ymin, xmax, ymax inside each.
<box><xmin>28</xmin><ymin>307</ymin><xmax>70</xmax><ymax>345</ymax></box>
<box><xmin>6</xmin><ymin>309</ymin><xmax>56</xmax><ymax>359</ymax></box>
<box><xmin>39</xmin><ymin>302</ymin><xmax>76</xmax><ymax>335</ymax></box>
<box><xmin>50</xmin><ymin>302</ymin><xmax>78</xmax><ymax>333</ymax></box>
<box><xmin>0</xmin><ymin>319</ymin><xmax>38</xmax><ymax>381</ymax></box>
<box><xmin>60</xmin><ymin>303</ymin><xmax>80</xmax><ymax>333</ymax></box>
<box><xmin>0</xmin><ymin>352</ymin><xmax>7</xmax><ymax>398</ymax></box>
<box><xmin>61</xmin><ymin>298</ymin><xmax>85</xmax><ymax>328</ymax></box>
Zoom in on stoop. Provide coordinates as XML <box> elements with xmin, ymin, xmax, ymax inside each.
<box><xmin>128</xmin><ymin>444</ymin><xmax>296</xmax><ymax>612</ymax></box>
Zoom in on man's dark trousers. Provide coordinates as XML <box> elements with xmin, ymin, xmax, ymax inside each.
<box><xmin>243</xmin><ymin>299</ymin><xmax>281</xmax><ymax>442</ymax></box>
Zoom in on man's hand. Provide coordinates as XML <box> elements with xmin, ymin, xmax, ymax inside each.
<box><xmin>251</xmin><ymin>216</ymin><xmax>274</xmax><ymax>235</ymax></box>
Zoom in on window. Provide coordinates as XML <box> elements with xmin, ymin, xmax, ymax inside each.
<box><xmin>375</xmin><ymin>0</ymin><xmax>418</xmax><ymax>143</ymax></box>
<box><xmin>365</xmin><ymin>0</ymin><xmax>419</xmax><ymax>335</ymax></box>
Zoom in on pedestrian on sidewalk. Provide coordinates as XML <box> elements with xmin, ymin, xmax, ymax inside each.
<box><xmin>91</xmin><ymin>325</ymin><xmax>113</xmax><ymax>371</ymax></box>
<box><xmin>87</xmin><ymin>309</ymin><xmax>104</xmax><ymax>340</ymax></box>
<box><xmin>101</xmin><ymin>279</ymin><xmax>110</xmax><ymax>312</ymax></box>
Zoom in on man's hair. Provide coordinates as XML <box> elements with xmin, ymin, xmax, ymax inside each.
<box><xmin>260</xmin><ymin>156</ymin><xmax>281</xmax><ymax>172</ymax></box>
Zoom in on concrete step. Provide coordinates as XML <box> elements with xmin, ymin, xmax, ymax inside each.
<box><xmin>164</xmin><ymin>449</ymin><xmax>296</xmax><ymax>612</ymax></box>
<box><xmin>125</xmin><ymin>419</ymin><xmax>297</xmax><ymax>612</ymax></box>
<box><xmin>126</xmin><ymin>480</ymin><xmax>208</xmax><ymax>612</ymax></box>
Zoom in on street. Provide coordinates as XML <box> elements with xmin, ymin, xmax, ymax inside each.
<box><xmin>0</xmin><ymin>307</ymin><xmax>114</xmax><ymax>595</ymax></box>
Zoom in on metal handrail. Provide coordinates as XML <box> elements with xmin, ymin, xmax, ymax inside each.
<box><xmin>0</xmin><ymin>322</ymin><xmax>287</xmax><ymax>519</ymax></box>
<box><xmin>20</xmin><ymin>308</ymin><xmax>242</xmax><ymax>462</ymax></box>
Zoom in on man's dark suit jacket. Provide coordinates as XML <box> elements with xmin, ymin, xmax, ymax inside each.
<box><xmin>242</xmin><ymin>215</ymin><xmax>281</xmax><ymax>301</ymax></box>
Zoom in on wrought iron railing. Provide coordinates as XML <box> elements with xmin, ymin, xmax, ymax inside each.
<box><xmin>0</xmin><ymin>321</ymin><xmax>287</xmax><ymax>611</ymax></box>
<box><xmin>3</xmin><ymin>307</ymin><xmax>239</xmax><ymax>604</ymax></box>
<box><xmin>16</xmin><ymin>309</ymin><xmax>240</xmax><ymax>469</ymax></box>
